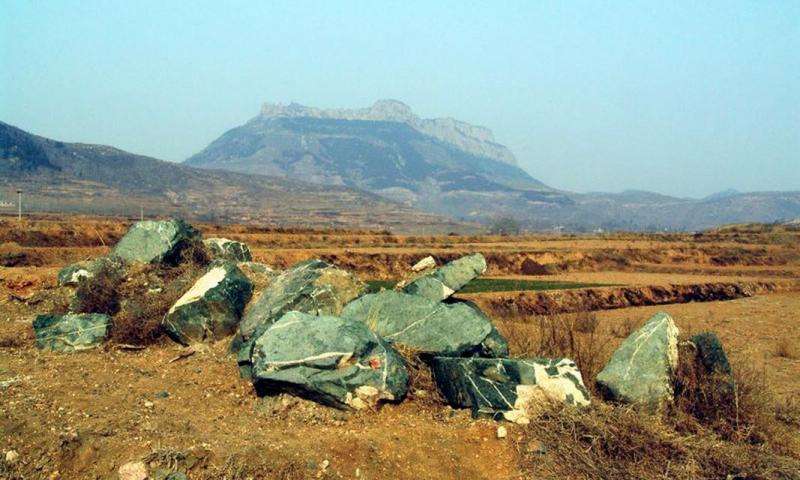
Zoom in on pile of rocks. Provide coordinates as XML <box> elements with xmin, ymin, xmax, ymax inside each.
<box><xmin>33</xmin><ymin>219</ymin><xmax>593</xmax><ymax>422</ymax></box>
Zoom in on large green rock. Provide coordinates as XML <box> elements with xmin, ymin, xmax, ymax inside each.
<box><xmin>235</xmin><ymin>259</ymin><xmax>365</xmax><ymax>376</ymax></box>
<box><xmin>203</xmin><ymin>237</ymin><xmax>252</xmax><ymax>262</ymax></box>
<box><xmin>236</xmin><ymin>259</ymin><xmax>364</xmax><ymax>345</ymax></box>
<box><xmin>403</xmin><ymin>253</ymin><xmax>486</xmax><ymax>301</ymax></box>
<box><xmin>431</xmin><ymin>357</ymin><xmax>590</xmax><ymax>423</ymax></box>
<box><xmin>596</xmin><ymin>312</ymin><xmax>679</xmax><ymax>407</ymax></box>
<box><xmin>690</xmin><ymin>332</ymin><xmax>732</xmax><ymax>376</ymax></box>
<box><xmin>112</xmin><ymin>219</ymin><xmax>201</xmax><ymax>264</ymax></box>
<box><xmin>57</xmin><ymin>255</ymin><xmax>125</xmax><ymax>287</ymax></box>
<box><xmin>340</xmin><ymin>290</ymin><xmax>507</xmax><ymax>357</ymax></box>
<box><xmin>251</xmin><ymin>311</ymin><xmax>409</xmax><ymax>409</ymax></box>
<box><xmin>163</xmin><ymin>261</ymin><xmax>253</xmax><ymax>345</ymax></box>
<box><xmin>33</xmin><ymin>313</ymin><xmax>111</xmax><ymax>352</ymax></box>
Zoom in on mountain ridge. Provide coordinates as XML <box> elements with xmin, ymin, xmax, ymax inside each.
<box><xmin>0</xmin><ymin>121</ymin><xmax>455</xmax><ymax>231</ymax></box>
<box><xmin>258</xmin><ymin>99</ymin><xmax>518</xmax><ymax>166</ymax></box>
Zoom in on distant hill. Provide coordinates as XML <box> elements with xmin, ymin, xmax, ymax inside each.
<box><xmin>185</xmin><ymin>100</ymin><xmax>571</xmax><ymax>217</ymax></box>
<box><xmin>0</xmin><ymin>121</ymin><xmax>457</xmax><ymax>231</ymax></box>
<box><xmin>186</xmin><ymin>100</ymin><xmax>800</xmax><ymax>231</ymax></box>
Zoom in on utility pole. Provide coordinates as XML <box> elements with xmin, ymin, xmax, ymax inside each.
<box><xmin>140</xmin><ymin>205</ymin><xmax>144</xmax><ymax>221</ymax></box>
<box><xmin>16</xmin><ymin>189</ymin><xmax>22</xmax><ymax>222</ymax></box>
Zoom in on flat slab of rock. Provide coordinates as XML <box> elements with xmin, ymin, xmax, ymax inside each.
<box><xmin>596</xmin><ymin>312</ymin><xmax>679</xmax><ymax>407</ymax></box>
<box><xmin>431</xmin><ymin>357</ymin><xmax>590</xmax><ymax>423</ymax></box>
<box><xmin>33</xmin><ymin>313</ymin><xmax>111</xmax><ymax>352</ymax></box>
<box><xmin>112</xmin><ymin>219</ymin><xmax>200</xmax><ymax>264</ymax></box>
<box><xmin>341</xmin><ymin>290</ymin><xmax>507</xmax><ymax>357</ymax></box>
<box><xmin>204</xmin><ymin>237</ymin><xmax>252</xmax><ymax>262</ymax></box>
<box><xmin>403</xmin><ymin>253</ymin><xmax>486</xmax><ymax>301</ymax></box>
<box><xmin>163</xmin><ymin>261</ymin><xmax>253</xmax><ymax>345</ymax></box>
<box><xmin>251</xmin><ymin>311</ymin><xmax>408</xmax><ymax>409</ymax></box>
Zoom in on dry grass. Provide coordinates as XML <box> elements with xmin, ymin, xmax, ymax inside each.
<box><xmin>499</xmin><ymin>313</ymin><xmax>612</xmax><ymax>394</ymax></box>
<box><xmin>775</xmin><ymin>337</ymin><xmax>799</xmax><ymax>359</ymax></box>
<box><xmin>499</xmin><ymin>312</ymin><xmax>800</xmax><ymax>478</ymax></box>
<box><xmin>610</xmin><ymin>316</ymin><xmax>639</xmax><ymax>338</ymax></box>
<box><xmin>519</xmin><ymin>400</ymin><xmax>800</xmax><ymax>480</ymax></box>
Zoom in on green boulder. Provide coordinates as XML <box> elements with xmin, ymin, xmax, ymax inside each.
<box><xmin>33</xmin><ymin>313</ymin><xmax>111</xmax><ymax>352</ymax></box>
<box><xmin>163</xmin><ymin>260</ymin><xmax>253</xmax><ymax>345</ymax></box>
<box><xmin>341</xmin><ymin>290</ymin><xmax>507</xmax><ymax>357</ymax></box>
<box><xmin>204</xmin><ymin>237</ymin><xmax>252</xmax><ymax>262</ymax></box>
<box><xmin>403</xmin><ymin>253</ymin><xmax>486</xmax><ymax>301</ymax></box>
<box><xmin>431</xmin><ymin>357</ymin><xmax>590</xmax><ymax>423</ymax></box>
<box><xmin>112</xmin><ymin>219</ymin><xmax>200</xmax><ymax>264</ymax></box>
<box><xmin>690</xmin><ymin>332</ymin><xmax>732</xmax><ymax>376</ymax></box>
<box><xmin>251</xmin><ymin>311</ymin><xmax>409</xmax><ymax>409</ymax></box>
<box><xmin>596</xmin><ymin>312</ymin><xmax>679</xmax><ymax>408</ymax></box>
<box><xmin>235</xmin><ymin>259</ymin><xmax>365</xmax><ymax>375</ymax></box>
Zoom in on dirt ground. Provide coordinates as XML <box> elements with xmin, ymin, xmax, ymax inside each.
<box><xmin>1</xmin><ymin>216</ymin><xmax>799</xmax><ymax>479</ymax></box>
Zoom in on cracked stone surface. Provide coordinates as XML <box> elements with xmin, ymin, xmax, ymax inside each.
<box><xmin>251</xmin><ymin>311</ymin><xmax>408</xmax><ymax>409</ymax></box>
<box><xmin>341</xmin><ymin>290</ymin><xmax>507</xmax><ymax>357</ymax></box>
<box><xmin>32</xmin><ymin>313</ymin><xmax>111</xmax><ymax>352</ymax></box>
<box><xmin>234</xmin><ymin>259</ymin><xmax>365</xmax><ymax>376</ymax></box>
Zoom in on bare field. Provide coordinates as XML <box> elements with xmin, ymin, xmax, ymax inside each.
<box><xmin>1</xmin><ymin>215</ymin><xmax>799</xmax><ymax>479</ymax></box>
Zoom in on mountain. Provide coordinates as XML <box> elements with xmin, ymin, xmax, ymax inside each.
<box><xmin>185</xmin><ymin>100</ymin><xmax>570</xmax><ymax>219</ymax></box>
<box><xmin>187</xmin><ymin>100</ymin><xmax>800</xmax><ymax>231</ymax></box>
<box><xmin>0</xmin><ymin>121</ymin><xmax>458</xmax><ymax>231</ymax></box>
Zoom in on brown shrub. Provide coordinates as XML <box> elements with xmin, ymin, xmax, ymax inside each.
<box><xmin>69</xmin><ymin>269</ymin><xmax>120</xmax><ymax>315</ymax></box>
<box><xmin>518</xmin><ymin>402</ymin><xmax>800</xmax><ymax>480</ymax></box>
<box><xmin>111</xmin><ymin>259</ymin><xmax>207</xmax><ymax>345</ymax></box>
<box><xmin>393</xmin><ymin>344</ymin><xmax>445</xmax><ymax>406</ymax></box>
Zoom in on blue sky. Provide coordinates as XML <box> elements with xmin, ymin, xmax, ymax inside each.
<box><xmin>1</xmin><ymin>1</ymin><xmax>798</xmax><ymax>197</ymax></box>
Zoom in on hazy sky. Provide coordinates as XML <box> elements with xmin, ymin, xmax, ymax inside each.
<box><xmin>1</xmin><ymin>1</ymin><xmax>798</xmax><ymax>197</ymax></box>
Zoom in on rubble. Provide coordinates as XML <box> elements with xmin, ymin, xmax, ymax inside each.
<box><xmin>403</xmin><ymin>253</ymin><xmax>487</xmax><ymax>301</ymax></box>
<box><xmin>33</xmin><ymin>313</ymin><xmax>111</xmax><ymax>352</ymax></box>
<box><xmin>203</xmin><ymin>237</ymin><xmax>252</xmax><ymax>262</ymax></box>
<box><xmin>112</xmin><ymin>219</ymin><xmax>201</xmax><ymax>264</ymax></box>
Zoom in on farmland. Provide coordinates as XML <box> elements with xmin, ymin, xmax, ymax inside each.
<box><xmin>1</xmin><ymin>215</ymin><xmax>799</xmax><ymax>479</ymax></box>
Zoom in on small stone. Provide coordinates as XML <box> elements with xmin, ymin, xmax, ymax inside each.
<box><xmin>411</xmin><ymin>256</ymin><xmax>436</xmax><ymax>272</ymax></box>
<box><xmin>5</xmin><ymin>450</ymin><xmax>19</xmax><ymax>464</ymax></box>
<box><xmin>155</xmin><ymin>391</ymin><xmax>169</xmax><ymax>399</ymax></box>
<box><xmin>143</xmin><ymin>401</ymin><xmax>154</xmax><ymax>409</ymax></box>
<box><xmin>119</xmin><ymin>461</ymin><xmax>148</xmax><ymax>480</ymax></box>
<box><xmin>496</xmin><ymin>426</ymin><xmax>507</xmax><ymax>439</ymax></box>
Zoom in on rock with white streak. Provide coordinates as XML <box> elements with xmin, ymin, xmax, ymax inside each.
<box><xmin>341</xmin><ymin>290</ymin><xmax>507</xmax><ymax>357</ymax></box>
<box><xmin>596</xmin><ymin>312</ymin><xmax>679</xmax><ymax>408</ymax></box>
<box><xmin>204</xmin><ymin>237</ymin><xmax>252</xmax><ymax>262</ymax></box>
<box><xmin>112</xmin><ymin>219</ymin><xmax>200</xmax><ymax>265</ymax></box>
<box><xmin>163</xmin><ymin>260</ymin><xmax>253</xmax><ymax>345</ymax></box>
<box><xmin>403</xmin><ymin>253</ymin><xmax>486</xmax><ymax>301</ymax></box>
<box><xmin>251</xmin><ymin>311</ymin><xmax>408</xmax><ymax>409</ymax></box>
<box><xmin>430</xmin><ymin>357</ymin><xmax>590</xmax><ymax>423</ymax></box>
<box><xmin>32</xmin><ymin>313</ymin><xmax>111</xmax><ymax>352</ymax></box>
<box><xmin>234</xmin><ymin>259</ymin><xmax>365</xmax><ymax>377</ymax></box>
